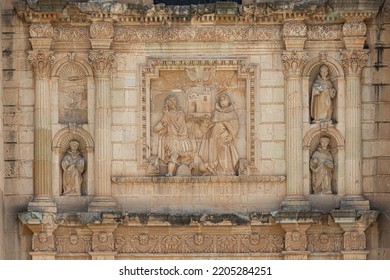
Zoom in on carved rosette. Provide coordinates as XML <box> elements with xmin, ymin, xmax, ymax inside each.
<box><xmin>342</xmin><ymin>22</ymin><xmax>367</xmax><ymax>37</ymax></box>
<box><xmin>27</xmin><ymin>50</ymin><xmax>55</xmax><ymax>79</ymax></box>
<box><xmin>340</xmin><ymin>49</ymin><xmax>369</xmax><ymax>76</ymax></box>
<box><xmin>283</xmin><ymin>22</ymin><xmax>307</xmax><ymax>38</ymax></box>
<box><xmin>282</xmin><ymin>51</ymin><xmax>308</xmax><ymax>77</ymax></box>
<box><xmin>285</xmin><ymin>231</ymin><xmax>307</xmax><ymax>251</ymax></box>
<box><xmin>90</xmin><ymin>22</ymin><xmax>114</xmax><ymax>39</ymax></box>
<box><xmin>29</xmin><ymin>23</ymin><xmax>54</xmax><ymax>38</ymax></box>
<box><xmin>32</xmin><ymin>232</ymin><xmax>55</xmax><ymax>252</ymax></box>
<box><xmin>344</xmin><ymin>231</ymin><xmax>366</xmax><ymax>251</ymax></box>
<box><xmin>88</xmin><ymin>50</ymin><xmax>117</xmax><ymax>78</ymax></box>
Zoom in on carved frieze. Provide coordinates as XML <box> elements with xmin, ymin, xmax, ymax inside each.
<box><xmin>283</xmin><ymin>22</ymin><xmax>307</xmax><ymax>38</ymax></box>
<box><xmin>344</xmin><ymin>231</ymin><xmax>366</xmax><ymax>251</ymax></box>
<box><xmin>115</xmin><ymin>26</ymin><xmax>281</xmax><ymax>43</ymax></box>
<box><xmin>307</xmin><ymin>233</ymin><xmax>343</xmax><ymax>252</ymax></box>
<box><xmin>92</xmin><ymin>231</ymin><xmax>115</xmax><ymax>252</ymax></box>
<box><xmin>56</xmin><ymin>234</ymin><xmax>92</xmax><ymax>254</ymax></box>
<box><xmin>88</xmin><ymin>50</ymin><xmax>117</xmax><ymax>78</ymax></box>
<box><xmin>115</xmin><ymin>233</ymin><xmax>284</xmax><ymax>254</ymax></box>
<box><xmin>342</xmin><ymin>21</ymin><xmax>367</xmax><ymax>37</ymax></box>
<box><xmin>90</xmin><ymin>22</ymin><xmax>114</xmax><ymax>39</ymax></box>
<box><xmin>32</xmin><ymin>232</ymin><xmax>55</xmax><ymax>252</ymax></box>
<box><xmin>29</xmin><ymin>23</ymin><xmax>53</xmax><ymax>38</ymax></box>
<box><xmin>340</xmin><ymin>49</ymin><xmax>369</xmax><ymax>76</ymax></box>
<box><xmin>285</xmin><ymin>231</ymin><xmax>307</xmax><ymax>251</ymax></box>
<box><xmin>53</xmin><ymin>26</ymin><xmax>89</xmax><ymax>41</ymax></box>
<box><xmin>282</xmin><ymin>51</ymin><xmax>308</xmax><ymax>77</ymax></box>
<box><xmin>27</xmin><ymin>50</ymin><xmax>55</xmax><ymax>79</ymax></box>
<box><xmin>307</xmin><ymin>25</ymin><xmax>343</xmax><ymax>41</ymax></box>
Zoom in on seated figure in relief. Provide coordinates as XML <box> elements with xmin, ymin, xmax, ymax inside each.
<box><xmin>310</xmin><ymin>137</ymin><xmax>334</xmax><ymax>194</ymax></box>
<box><xmin>62</xmin><ymin>140</ymin><xmax>85</xmax><ymax>195</ymax></box>
<box><xmin>154</xmin><ymin>94</ymin><xmax>193</xmax><ymax>176</ymax></box>
<box><xmin>310</xmin><ymin>64</ymin><xmax>336</xmax><ymax>123</ymax></box>
<box><xmin>208</xmin><ymin>93</ymin><xmax>239</xmax><ymax>176</ymax></box>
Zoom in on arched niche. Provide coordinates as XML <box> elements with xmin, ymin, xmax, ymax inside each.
<box><xmin>303</xmin><ymin>125</ymin><xmax>345</xmax><ymax>197</ymax></box>
<box><xmin>52</xmin><ymin>125</ymin><xmax>94</xmax><ymax>196</ymax></box>
<box><xmin>302</xmin><ymin>53</ymin><xmax>345</xmax><ymax>128</ymax></box>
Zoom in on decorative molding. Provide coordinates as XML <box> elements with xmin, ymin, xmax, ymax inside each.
<box><xmin>344</xmin><ymin>231</ymin><xmax>366</xmax><ymax>251</ymax></box>
<box><xmin>32</xmin><ymin>232</ymin><xmax>56</xmax><ymax>252</ymax></box>
<box><xmin>307</xmin><ymin>233</ymin><xmax>343</xmax><ymax>252</ymax></box>
<box><xmin>285</xmin><ymin>231</ymin><xmax>307</xmax><ymax>251</ymax></box>
<box><xmin>27</xmin><ymin>50</ymin><xmax>55</xmax><ymax>79</ymax></box>
<box><xmin>90</xmin><ymin>22</ymin><xmax>114</xmax><ymax>39</ymax></box>
<box><xmin>29</xmin><ymin>23</ymin><xmax>53</xmax><ymax>38</ymax></box>
<box><xmin>307</xmin><ymin>25</ymin><xmax>343</xmax><ymax>41</ymax></box>
<box><xmin>92</xmin><ymin>232</ymin><xmax>115</xmax><ymax>252</ymax></box>
<box><xmin>112</xmin><ymin>175</ymin><xmax>286</xmax><ymax>184</ymax></box>
<box><xmin>53</xmin><ymin>26</ymin><xmax>90</xmax><ymax>41</ymax></box>
<box><xmin>282</xmin><ymin>50</ymin><xmax>308</xmax><ymax>77</ymax></box>
<box><xmin>115</xmin><ymin>26</ymin><xmax>281</xmax><ymax>43</ymax></box>
<box><xmin>56</xmin><ymin>234</ymin><xmax>92</xmax><ymax>254</ymax></box>
<box><xmin>342</xmin><ymin>21</ymin><xmax>367</xmax><ymax>37</ymax></box>
<box><xmin>88</xmin><ymin>50</ymin><xmax>117</xmax><ymax>78</ymax></box>
<box><xmin>340</xmin><ymin>49</ymin><xmax>369</xmax><ymax>76</ymax></box>
<box><xmin>283</xmin><ymin>22</ymin><xmax>307</xmax><ymax>38</ymax></box>
<box><xmin>52</xmin><ymin>124</ymin><xmax>94</xmax><ymax>155</ymax></box>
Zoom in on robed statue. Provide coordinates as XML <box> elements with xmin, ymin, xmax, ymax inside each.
<box><xmin>310</xmin><ymin>137</ymin><xmax>334</xmax><ymax>194</ymax></box>
<box><xmin>62</xmin><ymin>140</ymin><xmax>85</xmax><ymax>195</ymax></box>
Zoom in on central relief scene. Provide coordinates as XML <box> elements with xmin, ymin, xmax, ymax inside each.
<box><xmin>147</xmin><ymin>60</ymin><xmax>251</xmax><ymax>177</ymax></box>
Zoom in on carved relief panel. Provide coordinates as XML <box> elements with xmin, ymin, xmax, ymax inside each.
<box><xmin>141</xmin><ymin>59</ymin><xmax>256</xmax><ymax>176</ymax></box>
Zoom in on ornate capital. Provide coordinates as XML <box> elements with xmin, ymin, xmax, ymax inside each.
<box><xmin>343</xmin><ymin>21</ymin><xmax>367</xmax><ymax>37</ymax></box>
<box><xmin>29</xmin><ymin>23</ymin><xmax>53</xmax><ymax>38</ymax></box>
<box><xmin>282</xmin><ymin>50</ymin><xmax>308</xmax><ymax>77</ymax></box>
<box><xmin>283</xmin><ymin>22</ymin><xmax>307</xmax><ymax>38</ymax></box>
<box><xmin>27</xmin><ymin>50</ymin><xmax>54</xmax><ymax>79</ymax></box>
<box><xmin>340</xmin><ymin>49</ymin><xmax>369</xmax><ymax>76</ymax></box>
<box><xmin>88</xmin><ymin>50</ymin><xmax>117</xmax><ymax>78</ymax></box>
<box><xmin>90</xmin><ymin>22</ymin><xmax>114</xmax><ymax>39</ymax></box>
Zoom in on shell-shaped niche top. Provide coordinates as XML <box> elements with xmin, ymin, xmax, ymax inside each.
<box><xmin>58</xmin><ymin>63</ymin><xmax>87</xmax><ymax>82</ymax></box>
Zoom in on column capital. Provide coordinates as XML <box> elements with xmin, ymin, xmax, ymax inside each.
<box><xmin>27</xmin><ymin>50</ymin><xmax>54</xmax><ymax>79</ymax></box>
<box><xmin>89</xmin><ymin>50</ymin><xmax>117</xmax><ymax>78</ymax></box>
<box><xmin>340</xmin><ymin>49</ymin><xmax>369</xmax><ymax>76</ymax></box>
<box><xmin>342</xmin><ymin>21</ymin><xmax>367</xmax><ymax>49</ymax></box>
<box><xmin>282</xmin><ymin>50</ymin><xmax>308</xmax><ymax>77</ymax></box>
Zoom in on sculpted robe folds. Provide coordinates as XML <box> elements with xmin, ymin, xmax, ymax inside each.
<box><xmin>209</xmin><ymin>95</ymin><xmax>239</xmax><ymax>175</ymax></box>
<box><xmin>310</xmin><ymin>143</ymin><xmax>334</xmax><ymax>194</ymax></box>
<box><xmin>62</xmin><ymin>150</ymin><xmax>85</xmax><ymax>195</ymax></box>
<box><xmin>310</xmin><ymin>72</ymin><xmax>336</xmax><ymax>122</ymax></box>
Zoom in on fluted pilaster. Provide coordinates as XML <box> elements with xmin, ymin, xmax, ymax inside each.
<box><xmin>281</xmin><ymin>51</ymin><xmax>310</xmax><ymax>210</ymax></box>
<box><xmin>340</xmin><ymin>49</ymin><xmax>370</xmax><ymax>210</ymax></box>
<box><xmin>88</xmin><ymin>50</ymin><xmax>117</xmax><ymax>211</ymax></box>
<box><xmin>27</xmin><ymin>50</ymin><xmax>56</xmax><ymax>213</ymax></box>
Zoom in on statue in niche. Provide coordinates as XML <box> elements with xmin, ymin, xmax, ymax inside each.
<box><xmin>61</xmin><ymin>140</ymin><xmax>85</xmax><ymax>195</ymax></box>
<box><xmin>310</xmin><ymin>137</ymin><xmax>334</xmax><ymax>194</ymax></box>
<box><xmin>154</xmin><ymin>94</ymin><xmax>193</xmax><ymax>176</ymax></box>
<box><xmin>208</xmin><ymin>93</ymin><xmax>239</xmax><ymax>175</ymax></box>
<box><xmin>310</xmin><ymin>64</ymin><xmax>336</xmax><ymax>123</ymax></box>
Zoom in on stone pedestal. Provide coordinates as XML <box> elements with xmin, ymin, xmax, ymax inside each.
<box><xmin>282</xmin><ymin>251</ymin><xmax>310</xmax><ymax>260</ymax></box>
<box><xmin>30</xmin><ymin>252</ymin><xmax>57</xmax><ymax>260</ymax></box>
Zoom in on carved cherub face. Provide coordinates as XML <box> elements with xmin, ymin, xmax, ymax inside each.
<box><xmin>320</xmin><ymin>65</ymin><xmax>329</xmax><ymax>79</ymax></box>
<box><xmin>98</xmin><ymin>232</ymin><xmax>108</xmax><ymax>243</ymax></box>
<box><xmin>69</xmin><ymin>234</ymin><xmax>78</xmax><ymax>245</ymax></box>
<box><xmin>38</xmin><ymin>232</ymin><xmax>47</xmax><ymax>243</ymax></box>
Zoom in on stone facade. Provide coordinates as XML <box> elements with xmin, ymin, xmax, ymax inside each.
<box><xmin>1</xmin><ymin>0</ymin><xmax>390</xmax><ymax>259</ymax></box>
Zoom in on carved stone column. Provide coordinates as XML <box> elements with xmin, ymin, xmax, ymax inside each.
<box><xmin>88</xmin><ymin>224</ymin><xmax>117</xmax><ymax>260</ymax></box>
<box><xmin>340</xmin><ymin>47</ymin><xmax>370</xmax><ymax>210</ymax></box>
<box><xmin>88</xmin><ymin>50</ymin><xmax>117</xmax><ymax>211</ymax></box>
<box><xmin>281</xmin><ymin>51</ymin><xmax>310</xmax><ymax>210</ymax></box>
<box><xmin>332</xmin><ymin>211</ymin><xmax>378</xmax><ymax>260</ymax></box>
<box><xmin>27</xmin><ymin>46</ymin><xmax>57</xmax><ymax>213</ymax></box>
<box><xmin>0</xmin><ymin>0</ymin><xmax>5</xmax><ymax>259</ymax></box>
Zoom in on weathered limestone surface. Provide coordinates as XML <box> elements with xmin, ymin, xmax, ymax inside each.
<box><xmin>0</xmin><ymin>0</ymin><xmax>389</xmax><ymax>259</ymax></box>
<box><xmin>0</xmin><ymin>0</ymin><xmax>5</xmax><ymax>260</ymax></box>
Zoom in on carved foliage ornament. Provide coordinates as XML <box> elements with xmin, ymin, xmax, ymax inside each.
<box><xmin>342</xmin><ymin>21</ymin><xmax>367</xmax><ymax>37</ymax></box>
<box><xmin>56</xmin><ymin>234</ymin><xmax>92</xmax><ymax>253</ymax></box>
<box><xmin>283</xmin><ymin>22</ymin><xmax>307</xmax><ymax>38</ymax></box>
<box><xmin>88</xmin><ymin>50</ymin><xmax>117</xmax><ymax>78</ymax></box>
<box><xmin>344</xmin><ymin>231</ymin><xmax>366</xmax><ymax>251</ymax></box>
<box><xmin>307</xmin><ymin>25</ymin><xmax>343</xmax><ymax>41</ymax></box>
<box><xmin>53</xmin><ymin>26</ymin><xmax>90</xmax><ymax>41</ymax></box>
<box><xmin>27</xmin><ymin>50</ymin><xmax>55</xmax><ymax>79</ymax></box>
<box><xmin>29</xmin><ymin>23</ymin><xmax>53</xmax><ymax>38</ymax></box>
<box><xmin>307</xmin><ymin>234</ymin><xmax>343</xmax><ymax>252</ymax></box>
<box><xmin>340</xmin><ymin>49</ymin><xmax>369</xmax><ymax>76</ymax></box>
<box><xmin>32</xmin><ymin>232</ymin><xmax>55</xmax><ymax>252</ymax></box>
<box><xmin>92</xmin><ymin>231</ymin><xmax>115</xmax><ymax>252</ymax></box>
<box><xmin>282</xmin><ymin>51</ymin><xmax>308</xmax><ymax>76</ymax></box>
<box><xmin>285</xmin><ymin>231</ymin><xmax>307</xmax><ymax>251</ymax></box>
<box><xmin>90</xmin><ymin>22</ymin><xmax>114</xmax><ymax>39</ymax></box>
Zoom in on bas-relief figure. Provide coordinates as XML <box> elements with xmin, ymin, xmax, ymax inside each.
<box><xmin>153</xmin><ymin>91</ymin><xmax>239</xmax><ymax>177</ymax></box>
<box><xmin>61</xmin><ymin>140</ymin><xmax>85</xmax><ymax>195</ymax></box>
<box><xmin>310</xmin><ymin>64</ymin><xmax>336</xmax><ymax>123</ymax></box>
<box><xmin>310</xmin><ymin>137</ymin><xmax>334</xmax><ymax>195</ymax></box>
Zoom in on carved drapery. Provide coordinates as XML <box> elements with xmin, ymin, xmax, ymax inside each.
<box><xmin>281</xmin><ymin>51</ymin><xmax>310</xmax><ymax>210</ymax></box>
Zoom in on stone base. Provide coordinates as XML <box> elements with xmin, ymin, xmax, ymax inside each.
<box><xmin>89</xmin><ymin>251</ymin><xmax>117</xmax><ymax>260</ymax></box>
<box><xmin>281</xmin><ymin>196</ymin><xmax>311</xmax><ymax>211</ymax></box>
<box><xmin>88</xmin><ymin>197</ymin><xmax>117</xmax><ymax>212</ymax></box>
<box><xmin>30</xmin><ymin>251</ymin><xmax>57</xmax><ymax>260</ymax></box>
<box><xmin>340</xmin><ymin>196</ymin><xmax>370</xmax><ymax>211</ymax></box>
<box><xmin>282</xmin><ymin>251</ymin><xmax>310</xmax><ymax>260</ymax></box>
<box><xmin>341</xmin><ymin>250</ymin><xmax>369</xmax><ymax>260</ymax></box>
<box><xmin>28</xmin><ymin>197</ymin><xmax>57</xmax><ymax>213</ymax></box>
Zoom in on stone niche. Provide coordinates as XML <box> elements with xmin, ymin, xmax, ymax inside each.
<box><xmin>141</xmin><ymin>58</ymin><xmax>257</xmax><ymax>177</ymax></box>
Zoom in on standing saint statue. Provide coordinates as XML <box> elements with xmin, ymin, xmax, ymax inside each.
<box><xmin>208</xmin><ymin>93</ymin><xmax>239</xmax><ymax>175</ymax></box>
<box><xmin>310</xmin><ymin>137</ymin><xmax>334</xmax><ymax>194</ymax></box>
<box><xmin>154</xmin><ymin>94</ymin><xmax>193</xmax><ymax>176</ymax></box>
<box><xmin>310</xmin><ymin>64</ymin><xmax>336</xmax><ymax>122</ymax></box>
<box><xmin>62</xmin><ymin>140</ymin><xmax>85</xmax><ymax>195</ymax></box>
